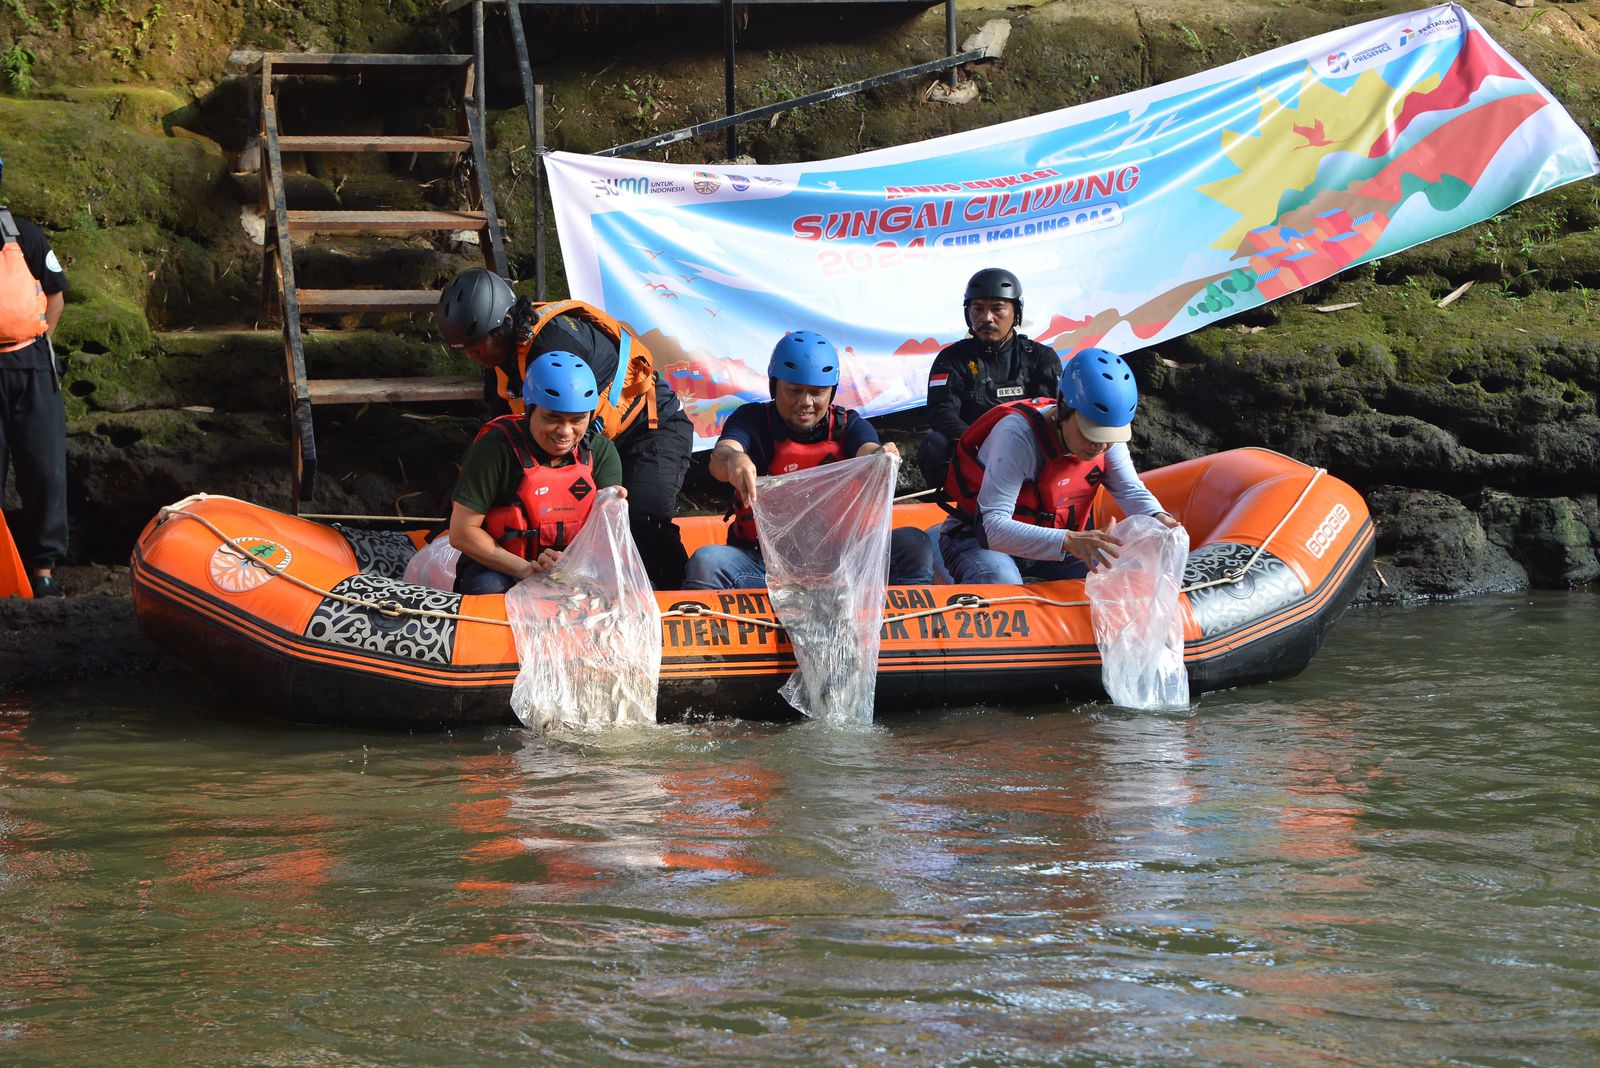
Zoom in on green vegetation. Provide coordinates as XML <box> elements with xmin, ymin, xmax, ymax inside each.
<box><xmin>0</xmin><ymin>43</ymin><xmax>36</xmax><ymax>92</ymax></box>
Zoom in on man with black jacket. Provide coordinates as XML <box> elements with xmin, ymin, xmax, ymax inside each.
<box><xmin>0</xmin><ymin>157</ymin><xmax>69</xmax><ymax>598</ymax></box>
<box><xmin>437</xmin><ymin>267</ymin><xmax>693</xmax><ymax>589</ymax></box>
<box><xmin>915</xmin><ymin>268</ymin><xmax>1063</xmax><ymax>490</ymax></box>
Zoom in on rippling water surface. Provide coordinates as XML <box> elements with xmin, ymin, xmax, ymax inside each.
<box><xmin>3</xmin><ymin>592</ymin><xmax>1598</xmax><ymax>1066</ymax></box>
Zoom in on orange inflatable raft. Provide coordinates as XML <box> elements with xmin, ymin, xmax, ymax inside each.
<box><xmin>130</xmin><ymin>447</ymin><xmax>1373</xmax><ymax>727</ymax></box>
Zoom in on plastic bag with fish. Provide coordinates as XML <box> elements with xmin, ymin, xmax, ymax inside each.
<box><xmin>1085</xmin><ymin>513</ymin><xmax>1191</xmax><ymax>711</ymax></box>
<box><xmin>504</xmin><ymin>487</ymin><xmax>661</xmax><ymax>731</ymax></box>
<box><xmin>402</xmin><ymin>533</ymin><xmax>461</xmax><ymax>591</ymax></box>
<box><xmin>751</xmin><ymin>450</ymin><xmax>898</xmax><ymax>725</ymax></box>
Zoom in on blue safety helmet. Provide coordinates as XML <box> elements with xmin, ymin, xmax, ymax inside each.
<box><xmin>1058</xmin><ymin>348</ymin><xmax>1138</xmax><ymax>438</ymax></box>
<box><xmin>767</xmin><ymin>330</ymin><xmax>840</xmax><ymax>388</ymax></box>
<box><xmin>522</xmin><ymin>352</ymin><xmax>598</xmax><ymax>414</ymax></box>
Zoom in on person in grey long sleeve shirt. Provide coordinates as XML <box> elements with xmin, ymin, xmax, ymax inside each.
<box><xmin>939</xmin><ymin>349</ymin><xmax>1181</xmax><ymax>585</ymax></box>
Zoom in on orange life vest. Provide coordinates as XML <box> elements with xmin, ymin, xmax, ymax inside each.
<box><xmin>474</xmin><ymin>415</ymin><xmax>597</xmax><ymax>559</ymax></box>
<box><xmin>0</xmin><ymin>210</ymin><xmax>48</xmax><ymax>353</ymax></box>
<box><xmin>944</xmin><ymin>399</ymin><xmax>1105</xmax><ymax>538</ymax></box>
<box><xmin>498</xmin><ymin>299</ymin><xmax>659</xmax><ymax>438</ymax></box>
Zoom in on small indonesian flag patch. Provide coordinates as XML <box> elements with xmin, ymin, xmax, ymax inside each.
<box><xmin>928</xmin><ymin>373</ymin><xmax>949</xmax><ymax>388</ymax></box>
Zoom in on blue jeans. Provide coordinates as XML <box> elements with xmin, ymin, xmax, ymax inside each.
<box><xmin>683</xmin><ymin>527</ymin><xmax>938</xmax><ymax>590</ymax></box>
<box><xmin>938</xmin><ymin>527</ymin><xmax>1088</xmax><ymax>585</ymax></box>
<box><xmin>454</xmin><ymin>556</ymin><xmax>518</xmax><ymax>596</ymax></box>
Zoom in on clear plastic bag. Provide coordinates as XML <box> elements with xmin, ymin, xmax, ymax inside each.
<box><xmin>1085</xmin><ymin>513</ymin><xmax>1192</xmax><ymax>711</ymax></box>
<box><xmin>504</xmin><ymin>487</ymin><xmax>661</xmax><ymax>731</ymax></box>
<box><xmin>751</xmin><ymin>450</ymin><xmax>898</xmax><ymax>725</ymax></box>
<box><xmin>402</xmin><ymin>533</ymin><xmax>461</xmax><ymax>591</ymax></box>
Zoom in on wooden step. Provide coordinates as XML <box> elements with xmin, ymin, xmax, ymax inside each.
<box><xmin>286</xmin><ymin>209</ymin><xmax>489</xmax><ymax>234</ymax></box>
<box><xmin>299</xmin><ymin>288</ymin><xmax>442</xmax><ymax>314</ymax></box>
<box><xmin>261</xmin><ymin>53</ymin><xmax>472</xmax><ymax>76</ymax></box>
<box><xmin>278</xmin><ymin>135</ymin><xmax>471</xmax><ymax>154</ymax></box>
<box><xmin>306</xmin><ymin>376</ymin><xmax>482</xmax><ymax>405</ymax></box>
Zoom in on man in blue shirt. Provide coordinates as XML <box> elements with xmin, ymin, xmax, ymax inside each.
<box><xmin>684</xmin><ymin>331</ymin><xmax>936</xmax><ymax>590</ymax></box>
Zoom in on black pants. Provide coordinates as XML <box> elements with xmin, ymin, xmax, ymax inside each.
<box><xmin>614</xmin><ymin>398</ymin><xmax>693</xmax><ymax>590</ymax></box>
<box><xmin>0</xmin><ymin>362</ymin><xmax>68</xmax><ymax>572</ymax></box>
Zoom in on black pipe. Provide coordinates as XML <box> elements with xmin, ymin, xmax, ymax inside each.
<box><xmin>599</xmin><ymin>48</ymin><xmax>986</xmax><ymax>158</ymax></box>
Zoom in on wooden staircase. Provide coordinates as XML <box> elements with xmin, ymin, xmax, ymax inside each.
<box><xmin>254</xmin><ymin>52</ymin><xmax>508</xmax><ymax>509</ymax></box>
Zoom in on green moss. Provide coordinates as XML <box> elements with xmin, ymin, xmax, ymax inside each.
<box><xmin>56</xmin><ymin>292</ymin><xmax>153</xmax><ymax>357</ymax></box>
<box><xmin>77</xmin><ymin>408</ymin><xmax>211</xmax><ymax>452</ymax></box>
<box><xmin>49</xmin><ymin>85</ymin><xmax>188</xmax><ymax>131</ymax></box>
<box><xmin>0</xmin><ymin>96</ymin><xmax>225</xmax><ymax>233</ymax></box>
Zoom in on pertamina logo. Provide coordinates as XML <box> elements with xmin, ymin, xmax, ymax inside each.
<box><xmin>1305</xmin><ymin>503</ymin><xmax>1352</xmax><ymax>560</ymax></box>
<box><xmin>1398</xmin><ymin>26</ymin><xmax>1414</xmax><ymax>46</ymax></box>
<box><xmin>693</xmin><ymin>171</ymin><xmax>721</xmax><ymax>195</ymax></box>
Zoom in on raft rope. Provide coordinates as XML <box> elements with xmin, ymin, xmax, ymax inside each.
<box><xmin>665</xmin><ymin>467</ymin><xmax>1329</xmax><ymax>630</ymax></box>
<box><xmin>156</xmin><ymin>468</ymin><xmax>1324</xmax><ymax>635</ymax></box>
<box><xmin>158</xmin><ymin>505</ymin><xmax>511</xmax><ymax>627</ymax></box>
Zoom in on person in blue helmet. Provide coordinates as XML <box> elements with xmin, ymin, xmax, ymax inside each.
<box><xmin>448</xmin><ymin>352</ymin><xmax>625</xmax><ymax>595</ymax></box>
<box><xmin>938</xmin><ymin>348</ymin><xmax>1180</xmax><ymax>585</ymax></box>
<box><xmin>683</xmin><ymin>330</ymin><xmax>936</xmax><ymax>590</ymax></box>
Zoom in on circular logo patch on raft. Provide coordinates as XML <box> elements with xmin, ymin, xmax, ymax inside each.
<box><xmin>693</xmin><ymin>171</ymin><xmax>721</xmax><ymax>195</ymax></box>
<box><xmin>209</xmin><ymin>537</ymin><xmax>292</xmax><ymax>594</ymax></box>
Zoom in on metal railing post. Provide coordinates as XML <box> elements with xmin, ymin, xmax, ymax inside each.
<box><xmin>723</xmin><ymin>0</ymin><xmax>737</xmax><ymax>159</ymax></box>
<box><xmin>946</xmin><ymin>0</ymin><xmax>957</xmax><ymax>88</ymax></box>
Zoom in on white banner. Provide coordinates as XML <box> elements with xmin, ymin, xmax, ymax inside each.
<box><xmin>547</xmin><ymin>5</ymin><xmax>1598</xmax><ymax>448</ymax></box>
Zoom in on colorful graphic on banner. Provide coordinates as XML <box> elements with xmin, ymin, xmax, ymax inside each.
<box><xmin>546</xmin><ymin>5</ymin><xmax>1598</xmax><ymax>448</ymax></box>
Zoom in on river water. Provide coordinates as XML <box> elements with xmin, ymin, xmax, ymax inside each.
<box><xmin>3</xmin><ymin>591</ymin><xmax>1597</xmax><ymax>1066</ymax></box>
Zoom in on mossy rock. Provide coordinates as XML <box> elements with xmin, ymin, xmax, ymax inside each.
<box><xmin>48</xmin><ymin>86</ymin><xmax>191</xmax><ymax>133</ymax></box>
<box><xmin>1477</xmin><ymin>489</ymin><xmax>1600</xmax><ymax>587</ymax></box>
<box><xmin>0</xmin><ymin>96</ymin><xmax>227</xmax><ymax>233</ymax></box>
<box><xmin>54</xmin><ymin>292</ymin><xmax>154</xmax><ymax>360</ymax></box>
<box><xmin>1365</xmin><ymin>486</ymin><xmax>1526</xmax><ymax>600</ymax></box>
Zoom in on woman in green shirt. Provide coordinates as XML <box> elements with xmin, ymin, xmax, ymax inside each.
<box><xmin>449</xmin><ymin>353</ymin><xmax>625</xmax><ymax>595</ymax></box>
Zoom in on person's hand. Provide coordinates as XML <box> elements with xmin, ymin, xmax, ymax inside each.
<box><xmin>1154</xmin><ymin>511</ymin><xmax>1181</xmax><ymax>529</ymax></box>
<box><xmin>729</xmin><ymin>452</ymin><xmax>759</xmax><ymax>504</ymax></box>
<box><xmin>1063</xmin><ymin>527</ymin><xmax>1123</xmax><ymax>570</ymax></box>
<box><xmin>527</xmin><ymin>548</ymin><xmax>562</xmax><ymax>576</ymax></box>
<box><xmin>879</xmin><ymin>442</ymin><xmax>901</xmax><ymax>460</ymax></box>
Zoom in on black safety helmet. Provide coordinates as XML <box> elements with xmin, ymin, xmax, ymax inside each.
<box><xmin>963</xmin><ymin>267</ymin><xmax>1023</xmax><ymax>327</ymax></box>
<box><xmin>437</xmin><ymin>267</ymin><xmax>516</xmax><ymax>349</ymax></box>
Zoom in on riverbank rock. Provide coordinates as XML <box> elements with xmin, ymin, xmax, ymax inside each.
<box><xmin>0</xmin><ymin>566</ymin><xmax>154</xmax><ymax>691</ymax></box>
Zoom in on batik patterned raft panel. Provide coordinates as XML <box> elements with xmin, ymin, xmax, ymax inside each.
<box><xmin>1182</xmin><ymin>543</ymin><xmax>1305</xmax><ymax>639</ymax></box>
<box><xmin>305</xmin><ymin>573</ymin><xmax>460</xmax><ymax>665</ymax></box>
<box><xmin>332</xmin><ymin>525</ymin><xmax>418</xmax><ymax>580</ymax></box>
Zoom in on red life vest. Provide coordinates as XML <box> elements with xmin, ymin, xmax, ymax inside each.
<box><xmin>943</xmin><ymin>399</ymin><xmax>1104</xmax><ymax>540</ymax></box>
<box><xmin>474</xmin><ymin>415</ymin><xmax>597</xmax><ymax>559</ymax></box>
<box><xmin>728</xmin><ymin>404</ymin><xmax>850</xmax><ymax>544</ymax></box>
<box><xmin>0</xmin><ymin>210</ymin><xmax>48</xmax><ymax>353</ymax></box>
